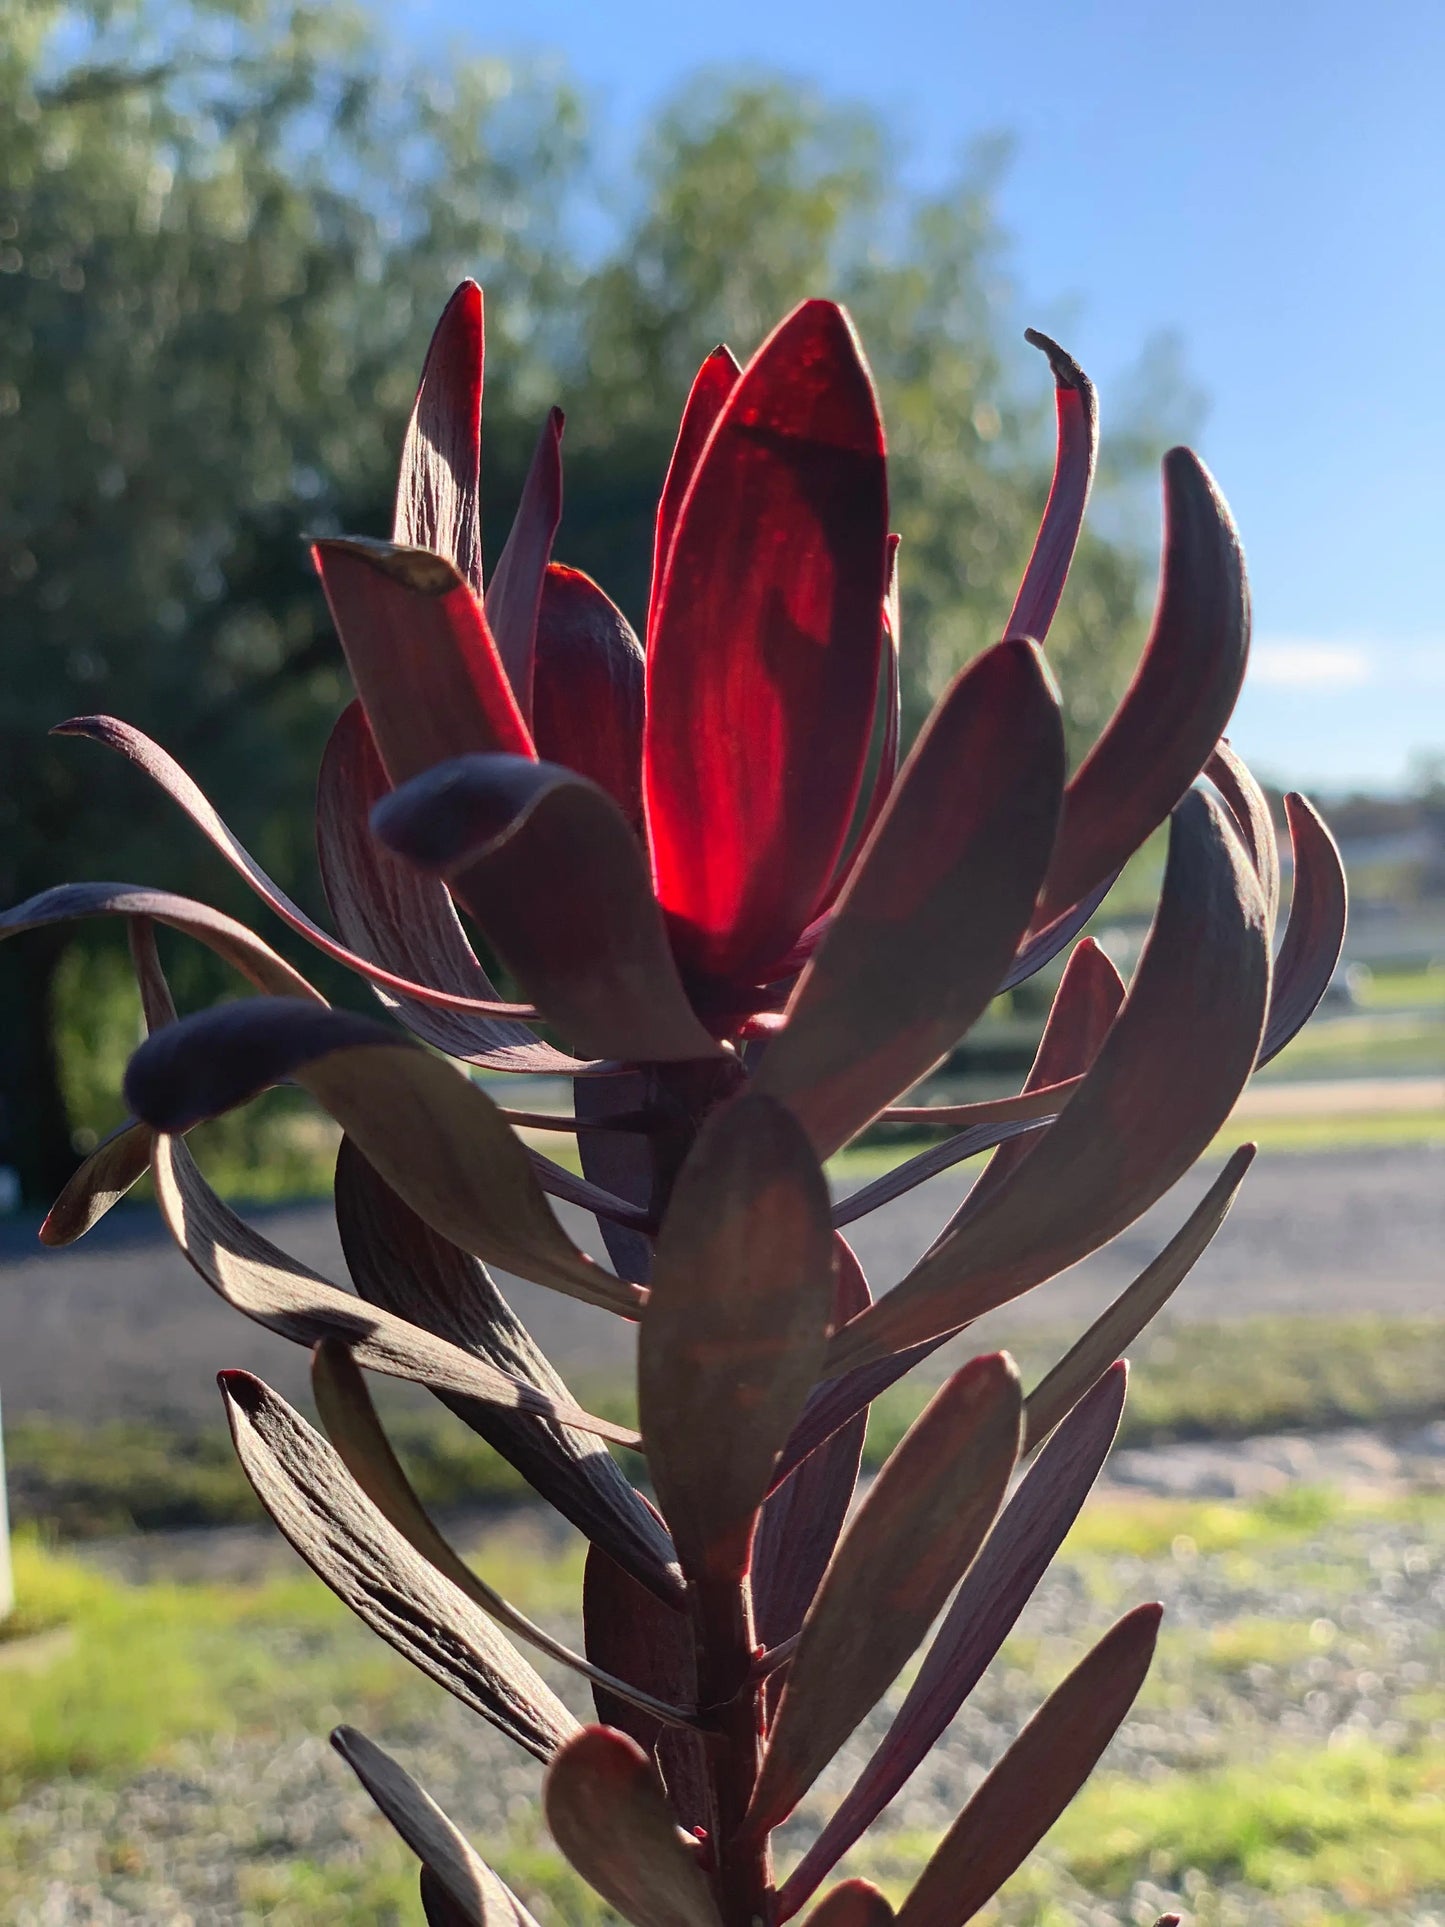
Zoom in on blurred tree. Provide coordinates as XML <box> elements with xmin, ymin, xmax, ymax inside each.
<box><xmin>0</xmin><ymin>19</ymin><xmax>1197</xmax><ymax>1204</ymax></box>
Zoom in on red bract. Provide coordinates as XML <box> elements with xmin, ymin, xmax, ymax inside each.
<box><xmin>5</xmin><ymin>283</ymin><xmax>1350</xmax><ymax>1926</ymax></box>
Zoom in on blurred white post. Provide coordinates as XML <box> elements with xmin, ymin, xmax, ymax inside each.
<box><xmin>0</xmin><ymin>1389</ymin><xmax>12</xmax><ymax>1621</ymax></box>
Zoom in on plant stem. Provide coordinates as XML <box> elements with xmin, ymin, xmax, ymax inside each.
<box><xmin>696</xmin><ymin>1575</ymin><xmax>772</xmax><ymax>1925</ymax></box>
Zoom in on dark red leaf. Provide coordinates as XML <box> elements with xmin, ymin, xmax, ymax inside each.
<box><xmin>746</xmin><ymin>1355</ymin><xmax>1022</xmax><ymax>1836</ymax></box>
<box><xmin>754</xmin><ymin>638</ymin><xmax>1064</xmax><ymax>1159</ymax></box>
<box><xmin>573</xmin><ymin>1070</ymin><xmax>656</xmax><ymax>1284</ymax></box>
<box><xmin>583</xmin><ymin>1543</ymin><xmax>709</xmax><ymax>1835</ymax></box>
<box><xmin>648</xmin><ymin>343</ymin><xmax>742</xmax><ymax>647</ymax></box>
<box><xmin>803</xmin><ymin>1882</ymin><xmax>895</xmax><ymax>1927</ymax></box>
<box><xmin>373</xmin><ymin>756</ymin><xmax>723</xmax><ymax>1063</ymax></box>
<box><xmin>1032</xmin><ymin>448</ymin><xmax>1249</xmax><ymax>928</ymax></box>
<box><xmin>39</xmin><ymin>1117</ymin><xmax>153</xmax><ymax>1245</ymax></box>
<box><xmin>1206</xmin><ymin>740</ymin><xmax>1280</xmax><ymax>932</ymax></box>
<box><xmin>484</xmin><ymin>408</ymin><xmax>564</xmax><ymax>720</ymax></box>
<box><xmin>1257</xmin><ymin>792</ymin><xmax>1347</xmax><ymax>1067</ymax></box>
<box><xmin>1023</xmin><ymin>1145</ymin><xmax>1254</xmax><ymax>1454</ymax></box>
<box><xmin>998</xmin><ymin>869</ymin><xmax>1118</xmax><ymax>994</ymax></box>
<box><xmin>831</xmin><ymin>1113</ymin><xmax>1053</xmax><ymax>1230</ymax></box>
<box><xmin>317</xmin><ymin>702</ymin><xmax>583</xmax><ymax>1071</ymax></box>
<box><xmin>1005</xmin><ymin>331</ymin><xmax>1098</xmax><ymax>642</ymax></box>
<box><xmin>543</xmin><ymin>1727</ymin><xmax>723</xmax><ymax>1927</ymax></box>
<box><xmin>533</xmin><ymin>564</ymin><xmax>646</xmax><ymax>828</ymax></box>
<box><xmin>646</xmin><ymin>300</ymin><xmax>889</xmax><ymax>987</ymax></box>
<box><xmin>221</xmin><ymin>1371</ymin><xmax>578</xmax><ymax>1759</ymax></box>
<box><xmin>334</xmin><ymin>1138</ymin><xmax>680</xmax><ymax>1605</ymax></box>
<box><xmin>827</xmin><ymin>790</ymin><xmax>1269</xmax><ymax>1374</ymax></box>
<box><xmin>752</xmin><ymin>1234</ymin><xmax>872</xmax><ymax>1658</ymax></box>
<box><xmin>393</xmin><ymin>281</ymin><xmax>485</xmax><ymax>595</ymax></box>
<box><xmin>895</xmin><ymin>1605</ymin><xmax>1162</xmax><ymax>1926</ymax></box>
<box><xmin>313</xmin><ymin>538</ymin><xmax>534</xmax><ymax>784</ymax></box>
<box><xmin>640</xmin><ymin>1094</ymin><xmax>835</xmax><ymax>1586</ymax></box>
<box><xmin>777</xmin><ymin>1367</ymin><xmax>1126</xmax><ymax>1916</ymax></box>
<box><xmin>54</xmin><ymin>716</ymin><xmax>537</xmax><ymax>1020</ymax></box>
<box><xmin>125</xmin><ymin>1002</ymin><xmax>639</xmax><ymax>1314</ymax></box>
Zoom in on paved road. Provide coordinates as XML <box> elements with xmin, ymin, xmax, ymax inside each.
<box><xmin>0</xmin><ymin>1144</ymin><xmax>1439</xmax><ymax>1425</ymax></box>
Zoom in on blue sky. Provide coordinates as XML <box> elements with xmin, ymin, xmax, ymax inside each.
<box><xmin>417</xmin><ymin>0</ymin><xmax>1442</xmax><ymax>793</ymax></box>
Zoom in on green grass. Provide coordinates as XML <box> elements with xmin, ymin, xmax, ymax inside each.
<box><xmin>1355</xmin><ymin>964</ymin><xmax>1445</xmax><ymax>1010</ymax></box>
<box><xmin>1258</xmin><ymin>1009</ymin><xmax>1444</xmax><ymax>1081</ymax></box>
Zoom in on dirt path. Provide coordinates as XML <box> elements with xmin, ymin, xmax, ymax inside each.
<box><xmin>0</xmin><ymin>1144</ymin><xmax>1439</xmax><ymax>1425</ymax></box>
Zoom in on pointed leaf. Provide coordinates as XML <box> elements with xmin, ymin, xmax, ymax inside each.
<box><xmin>393</xmin><ymin>281</ymin><xmax>485</xmax><ymax>594</ymax></box>
<box><xmin>317</xmin><ymin>702</ymin><xmax>582</xmax><ymax>1071</ymax></box>
<box><xmin>151</xmin><ymin>1133</ymin><xmax>635</xmax><ymax>1440</ymax></box>
<box><xmin>827</xmin><ymin>791</ymin><xmax>1269</xmax><ymax>1373</ymax></box>
<box><xmin>804</xmin><ymin>1883</ymin><xmax>894</xmax><ymax>1927</ymax></box>
<box><xmin>0</xmin><ymin>882</ymin><xmax>324</xmax><ymax>1002</ymax></box>
<box><xmin>39</xmin><ymin>1117</ymin><xmax>154</xmax><ymax>1245</ymax></box>
<box><xmin>334</xmin><ymin>1137</ymin><xmax>680</xmax><ymax>1605</ymax></box>
<box><xmin>533</xmin><ymin>564</ymin><xmax>646</xmax><ymax>827</ymax></box>
<box><xmin>332</xmin><ymin>1726</ymin><xmax>538</xmax><ymax>1927</ymax></box>
<box><xmin>312</xmin><ymin>1343</ymin><xmax>694</xmax><ymax>1723</ymax></box>
<box><xmin>314</xmin><ymin>538</ymin><xmax>533</xmax><ymax>785</ymax></box>
<box><xmin>543</xmin><ymin>1727</ymin><xmax>724</xmax><ymax>1927</ymax></box>
<box><xmin>1258</xmin><ymin>792</ymin><xmax>1347</xmax><ymax>1066</ymax></box>
<box><xmin>1005</xmin><ymin>331</ymin><xmax>1098</xmax><ymax>641</ymax></box>
<box><xmin>1023</xmin><ymin>1145</ymin><xmax>1255</xmax><ymax>1454</ymax></box>
<box><xmin>374</xmin><ymin>756</ymin><xmax>722</xmax><ymax>1063</ymax></box>
<box><xmin>1207</xmin><ymin>740</ymin><xmax>1280</xmax><ymax>932</ymax></box>
<box><xmin>778</xmin><ymin>1368</ymin><xmax>1127</xmax><ymax>1916</ymax></box>
<box><xmin>831</xmin><ymin>1114</ymin><xmax>1053</xmax><ymax>1230</ymax></box>
<box><xmin>752</xmin><ymin>1234</ymin><xmax>871</xmax><ymax>1657</ymax></box>
<box><xmin>755</xmin><ymin>638</ymin><xmax>1064</xmax><ymax>1158</ymax></box>
<box><xmin>747</xmin><ymin>1355</ymin><xmax>1022</xmax><ymax>1836</ymax></box>
<box><xmin>646</xmin><ymin>300</ymin><xmax>889</xmax><ymax>986</ymax></box>
<box><xmin>895</xmin><ymin>1605</ymin><xmax>1162</xmax><ymax>1927</ymax></box>
<box><xmin>584</xmin><ymin>1542</ymin><xmax>709</xmax><ymax>1836</ymax></box>
<box><xmin>1033</xmin><ymin>448</ymin><xmax>1249</xmax><ymax>927</ymax></box>
<box><xmin>221</xmin><ymin>1371</ymin><xmax>577</xmax><ymax>1758</ymax></box>
<box><xmin>640</xmin><ymin>1094</ymin><xmax>835</xmax><ymax>1585</ymax></box>
<box><xmin>484</xmin><ymin>408</ymin><xmax>563</xmax><ymax>719</ymax></box>
<box><xmin>649</xmin><ymin>343</ymin><xmax>741</xmax><ymax>644</ymax></box>
<box><xmin>998</xmin><ymin>869</ymin><xmax>1118</xmax><ymax>994</ymax></box>
<box><xmin>125</xmin><ymin>1001</ymin><xmax>639</xmax><ymax>1313</ymax></box>
<box><xmin>54</xmin><ymin>716</ymin><xmax>536</xmax><ymax>1019</ymax></box>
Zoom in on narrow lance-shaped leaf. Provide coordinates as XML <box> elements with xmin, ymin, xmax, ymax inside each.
<box><xmin>311</xmin><ymin>1343</ymin><xmax>696</xmax><ymax>1725</ymax></box>
<box><xmin>640</xmin><ymin>1093</ymin><xmax>835</xmax><ymax>1586</ymax></box>
<box><xmin>777</xmin><ymin>1367</ymin><xmax>1127</xmax><ymax>1918</ymax></box>
<box><xmin>1032</xmin><ymin>448</ymin><xmax>1249</xmax><ymax>929</ymax></box>
<box><xmin>124</xmin><ymin>1001</ymin><xmax>639</xmax><ymax>1314</ymax></box>
<box><xmin>317</xmin><ymin>702</ymin><xmax>584</xmax><ymax>1072</ymax></box>
<box><xmin>831</xmin><ymin>1113</ymin><xmax>1053</xmax><ymax>1231</ymax></box>
<box><xmin>1257</xmin><ymin>792</ymin><xmax>1347</xmax><ymax>1066</ymax></box>
<box><xmin>648</xmin><ymin>342</ymin><xmax>742</xmax><ymax>648</ymax></box>
<box><xmin>573</xmin><ymin>1069</ymin><xmax>656</xmax><ymax>1284</ymax></box>
<box><xmin>828</xmin><ymin>790</ymin><xmax>1269</xmax><ymax>1374</ymax></box>
<box><xmin>331</xmin><ymin>1726</ymin><xmax>539</xmax><ymax>1927</ymax></box>
<box><xmin>1005</xmin><ymin>330</ymin><xmax>1098</xmax><ymax>642</ymax></box>
<box><xmin>484</xmin><ymin>407</ymin><xmax>563</xmax><ymax>720</ymax></box>
<box><xmin>646</xmin><ymin>300</ymin><xmax>889</xmax><ymax>987</ymax></box>
<box><xmin>334</xmin><ymin>1136</ymin><xmax>679</xmax><ymax>1603</ymax></box>
<box><xmin>1023</xmin><ymin>1145</ymin><xmax>1255</xmax><ymax>1454</ymax></box>
<box><xmin>221</xmin><ymin>1371</ymin><xmax>579</xmax><ymax>1761</ymax></box>
<box><xmin>746</xmin><ymin>1355</ymin><xmax>1023</xmax><ymax>1837</ymax></box>
<box><xmin>54</xmin><ymin>716</ymin><xmax>537</xmax><ymax>1020</ymax></box>
<box><xmin>1207</xmin><ymin>739</ymin><xmax>1280</xmax><ymax>932</ymax></box>
<box><xmin>151</xmin><ymin>1134</ymin><xmax>636</xmax><ymax>1441</ymax></box>
<box><xmin>393</xmin><ymin>280</ymin><xmax>485</xmax><ymax>595</ymax></box>
<box><xmin>374</xmin><ymin>756</ymin><xmax>723</xmax><ymax>1063</ymax></box>
<box><xmin>895</xmin><ymin>1605</ymin><xmax>1163</xmax><ymax>1927</ymax></box>
<box><xmin>313</xmin><ymin>538</ymin><xmax>534</xmax><ymax>785</ymax></box>
<box><xmin>543</xmin><ymin>1727</ymin><xmax>723</xmax><ymax>1927</ymax></box>
<box><xmin>755</xmin><ymin>638</ymin><xmax>1065</xmax><ymax>1160</ymax></box>
<box><xmin>533</xmin><ymin>564</ymin><xmax>646</xmax><ymax>828</ymax></box>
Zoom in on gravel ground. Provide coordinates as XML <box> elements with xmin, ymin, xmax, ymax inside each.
<box><xmin>3</xmin><ymin>1473</ymin><xmax>1441</xmax><ymax>1925</ymax></box>
<box><xmin>2</xmin><ymin>1145</ymin><xmax>1441</xmax><ymax>1424</ymax></box>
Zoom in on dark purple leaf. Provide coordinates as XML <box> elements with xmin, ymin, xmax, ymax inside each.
<box><xmin>648</xmin><ymin>343</ymin><xmax>742</xmax><ymax>648</ymax></box>
<box><xmin>1257</xmin><ymin>792</ymin><xmax>1347</xmax><ymax>1067</ymax></box>
<box><xmin>484</xmin><ymin>408</ymin><xmax>564</xmax><ymax>720</ymax></box>
<box><xmin>827</xmin><ymin>791</ymin><xmax>1269</xmax><ymax>1374</ymax></box>
<box><xmin>777</xmin><ymin>1367</ymin><xmax>1127</xmax><ymax>1916</ymax></box>
<box><xmin>533</xmin><ymin>564</ymin><xmax>646</xmax><ymax>829</ymax></box>
<box><xmin>374</xmin><ymin>756</ymin><xmax>724</xmax><ymax>1064</ymax></box>
<box><xmin>754</xmin><ymin>638</ymin><xmax>1064</xmax><ymax>1159</ymax></box>
<box><xmin>1206</xmin><ymin>739</ymin><xmax>1280</xmax><ymax>931</ymax></box>
<box><xmin>895</xmin><ymin>1605</ymin><xmax>1162</xmax><ymax>1926</ymax></box>
<box><xmin>646</xmin><ymin>301</ymin><xmax>889</xmax><ymax>987</ymax></box>
<box><xmin>746</xmin><ymin>1355</ymin><xmax>1022</xmax><ymax>1836</ymax></box>
<box><xmin>831</xmin><ymin>1114</ymin><xmax>1053</xmax><ymax>1230</ymax></box>
<box><xmin>803</xmin><ymin>1882</ymin><xmax>895</xmax><ymax>1927</ymax></box>
<box><xmin>39</xmin><ymin>1117</ymin><xmax>153</xmax><ymax>1245</ymax></box>
<box><xmin>393</xmin><ymin>280</ymin><xmax>485</xmax><ymax>595</ymax></box>
<box><xmin>640</xmin><ymin>1093</ymin><xmax>835</xmax><ymax>1586</ymax></box>
<box><xmin>998</xmin><ymin>869</ymin><xmax>1118</xmax><ymax>994</ymax></box>
<box><xmin>1005</xmin><ymin>331</ymin><xmax>1098</xmax><ymax>641</ymax></box>
<box><xmin>574</xmin><ymin>1070</ymin><xmax>656</xmax><ymax>1284</ymax></box>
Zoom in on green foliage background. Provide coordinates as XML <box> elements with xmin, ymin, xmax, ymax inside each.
<box><xmin>1</xmin><ymin>0</ymin><xmax>1200</xmax><ymax>1200</ymax></box>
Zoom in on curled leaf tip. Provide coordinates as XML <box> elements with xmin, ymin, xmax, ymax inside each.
<box><xmin>1023</xmin><ymin>327</ymin><xmax>1094</xmax><ymax>399</ymax></box>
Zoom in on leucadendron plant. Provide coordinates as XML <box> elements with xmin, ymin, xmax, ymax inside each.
<box><xmin>4</xmin><ymin>283</ymin><xmax>1345</xmax><ymax>1927</ymax></box>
